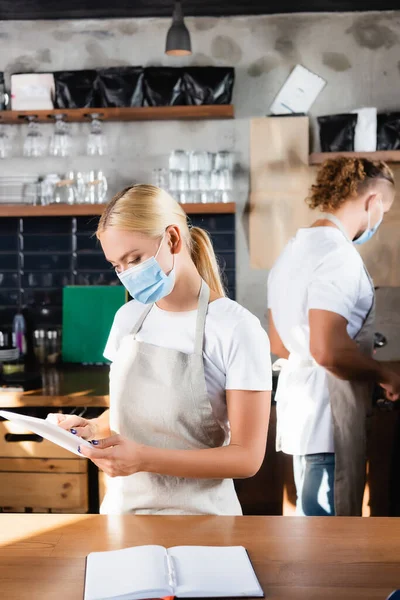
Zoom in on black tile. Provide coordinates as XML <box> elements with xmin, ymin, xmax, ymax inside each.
<box><xmin>23</xmin><ymin>234</ymin><xmax>72</xmax><ymax>253</ymax></box>
<box><xmin>0</xmin><ymin>236</ymin><xmax>18</xmax><ymax>252</ymax></box>
<box><xmin>76</xmin><ymin>272</ymin><xmax>120</xmax><ymax>286</ymax></box>
<box><xmin>221</xmin><ymin>268</ymin><xmax>235</xmax><ymax>288</ymax></box>
<box><xmin>76</xmin><ymin>216</ymin><xmax>101</xmax><ymax>234</ymax></box>
<box><xmin>0</xmin><ymin>307</ymin><xmax>18</xmax><ymax>327</ymax></box>
<box><xmin>216</xmin><ymin>251</ymin><xmax>235</xmax><ymax>270</ymax></box>
<box><xmin>0</xmin><ymin>273</ymin><xmax>19</xmax><ymax>287</ymax></box>
<box><xmin>0</xmin><ymin>254</ymin><xmax>19</xmax><ymax>270</ymax></box>
<box><xmin>75</xmin><ymin>253</ymin><xmax>110</xmax><ymax>271</ymax></box>
<box><xmin>22</xmin><ymin>217</ymin><xmax>72</xmax><ymax>235</ymax></box>
<box><xmin>0</xmin><ymin>213</ymin><xmax>237</xmax><ymax>329</ymax></box>
<box><xmin>76</xmin><ymin>233</ymin><xmax>102</xmax><ymax>252</ymax></box>
<box><xmin>22</xmin><ymin>288</ymin><xmax>63</xmax><ymax>306</ymax></box>
<box><xmin>191</xmin><ymin>214</ymin><xmax>235</xmax><ymax>232</ymax></box>
<box><xmin>0</xmin><ymin>218</ymin><xmax>18</xmax><ymax>235</ymax></box>
<box><xmin>22</xmin><ymin>254</ymin><xmax>72</xmax><ymax>271</ymax></box>
<box><xmin>29</xmin><ymin>306</ymin><xmax>62</xmax><ymax>327</ymax></box>
<box><xmin>0</xmin><ymin>290</ymin><xmax>20</xmax><ymax>306</ymax></box>
<box><xmin>22</xmin><ymin>272</ymin><xmax>72</xmax><ymax>288</ymax></box>
<box><xmin>210</xmin><ymin>232</ymin><xmax>235</xmax><ymax>252</ymax></box>
<box><xmin>226</xmin><ymin>287</ymin><xmax>236</xmax><ymax>300</ymax></box>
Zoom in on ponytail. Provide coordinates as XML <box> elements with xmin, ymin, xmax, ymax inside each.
<box><xmin>189</xmin><ymin>226</ymin><xmax>226</xmax><ymax>297</ymax></box>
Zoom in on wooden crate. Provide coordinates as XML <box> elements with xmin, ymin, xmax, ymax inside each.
<box><xmin>0</xmin><ymin>421</ymin><xmax>88</xmax><ymax>513</ymax></box>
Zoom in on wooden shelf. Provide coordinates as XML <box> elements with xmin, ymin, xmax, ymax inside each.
<box><xmin>0</xmin><ymin>105</ymin><xmax>234</xmax><ymax>124</ymax></box>
<box><xmin>309</xmin><ymin>150</ymin><xmax>400</xmax><ymax>165</ymax></box>
<box><xmin>0</xmin><ymin>202</ymin><xmax>236</xmax><ymax>217</ymax></box>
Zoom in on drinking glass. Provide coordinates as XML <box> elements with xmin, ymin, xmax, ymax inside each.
<box><xmin>169</xmin><ymin>150</ymin><xmax>189</xmax><ymax>172</ymax></box>
<box><xmin>0</xmin><ymin>125</ymin><xmax>12</xmax><ymax>159</ymax></box>
<box><xmin>83</xmin><ymin>170</ymin><xmax>108</xmax><ymax>204</ymax></box>
<box><xmin>189</xmin><ymin>151</ymin><xmax>213</xmax><ymax>172</ymax></box>
<box><xmin>176</xmin><ymin>171</ymin><xmax>190</xmax><ymax>204</ymax></box>
<box><xmin>23</xmin><ymin>116</ymin><xmax>46</xmax><ymax>158</ymax></box>
<box><xmin>168</xmin><ymin>170</ymin><xmax>179</xmax><ymax>194</ymax></box>
<box><xmin>53</xmin><ymin>173</ymin><xmax>76</xmax><ymax>205</ymax></box>
<box><xmin>49</xmin><ymin>114</ymin><xmax>71</xmax><ymax>157</ymax></box>
<box><xmin>214</xmin><ymin>151</ymin><xmax>234</xmax><ymax>172</ymax></box>
<box><xmin>86</xmin><ymin>114</ymin><xmax>108</xmax><ymax>156</ymax></box>
<box><xmin>152</xmin><ymin>168</ymin><xmax>169</xmax><ymax>189</ymax></box>
<box><xmin>38</xmin><ymin>174</ymin><xmax>60</xmax><ymax>206</ymax></box>
<box><xmin>212</xmin><ymin>168</ymin><xmax>232</xmax><ymax>203</ymax></box>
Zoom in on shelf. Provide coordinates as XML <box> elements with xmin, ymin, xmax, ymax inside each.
<box><xmin>0</xmin><ymin>202</ymin><xmax>236</xmax><ymax>217</ymax></box>
<box><xmin>0</xmin><ymin>105</ymin><xmax>234</xmax><ymax>124</ymax></box>
<box><xmin>309</xmin><ymin>150</ymin><xmax>400</xmax><ymax>165</ymax></box>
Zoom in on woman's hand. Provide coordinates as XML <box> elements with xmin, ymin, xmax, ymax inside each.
<box><xmin>46</xmin><ymin>413</ymin><xmax>99</xmax><ymax>440</ymax></box>
<box><xmin>79</xmin><ymin>434</ymin><xmax>143</xmax><ymax>477</ymax></box>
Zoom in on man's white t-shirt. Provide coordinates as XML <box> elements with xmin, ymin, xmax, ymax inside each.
<box><xmin>268</xmin><ymin>226</ymin><xmax>374</xmax><ymax>456</ymax></box>
<box><xmin>104</xmin><ymin>297</ymin><xmax>272</xmax><ymax>435</ymax></box>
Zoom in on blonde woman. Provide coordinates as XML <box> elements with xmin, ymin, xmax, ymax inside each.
<box><xmin>50</xmin><ymin>185</ymin><xmax>272</xmax><ymax>515</ymax></box>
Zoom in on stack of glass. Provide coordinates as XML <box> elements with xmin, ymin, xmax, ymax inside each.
<box><xmin>38</xmin><ymin>171</ymin><xmax>108</xmax><ymax>205</ymax></box>
<box><xmin>152</xmin><ymin>150</ymin><xmax>234</xmax><ymax>204</ymax></box>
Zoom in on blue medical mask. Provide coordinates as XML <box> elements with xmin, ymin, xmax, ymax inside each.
<box><xmin>117</xmin><ymin>234</ymin><xmax>175</xmax><ymax>304</ymax></box>
<box><xmin>353</xmin><ymin>198</ymin><xmax>383</xmax><ymax>246</ymax></box>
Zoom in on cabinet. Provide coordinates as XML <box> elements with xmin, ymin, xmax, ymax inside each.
<box><xmin>0</xmin><ymin>420</ymin><xmax>88</xmax><ymax>512</ymax></box>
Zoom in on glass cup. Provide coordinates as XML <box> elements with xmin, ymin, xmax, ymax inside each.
<box><xmin>83</xmin><ymin>170</ymin><xmax>108</xmax><ymax>204</ymax></box>
<box><xmin>0</xmin><ymin>125</ymin><xmax>12</xmax><ymax>159</ymax></box>
<box><xmin>169</xmin><ymin>150</ymin><xmax>189</xmax><ymax>172</ymax></box>
<box><xmin>152</xmin><ymin>168</ymin><xmax>169</xmax><ymax>189</ymax></box>
<box><xmin>23</xmin><ymin>116</ymin><xmax>46</xmax><ymax>158</ymax></box>
<box><xmin>176</xmin><ymin>171</ymin><xmax>190</xmax><ymax>204</ymax></box>
<box><xmin>189</xmin><ymin>151</ymin><xmax>213</xmax><ymax>173</ymax></box>
<box><xmin>53</xmin><ymin>174</ymin><xmax>76</xmax><ymax>205</ymax></box>
<box><xmin>212</xmin><ymin>168</ymin><xmax>233</xmax><ymax>191</ymax></box>
<box><xmin>168</xmin><ymin>170</ymin><xmax>179</xmax><ymax>193</ymax></box>
<box><xmin>22</xmin><ymin>181</ymin><xmax>39</xmax><ymax>205</ymax></box>
<box><xmin>214</xmin><ymin>151</ymin><xmax>234</xmax><ymax>172</ymax></box>
<box><xmin>39</xmin><ymin>174</ymin><xmax>60</xmax><ymax>206</ymax></box>
<box><xmin>211</xmin><ymin>168</ymin><xmax>232</xmax><ymax>204</ymax></box>
<box><xmin>86</xmin><ymin>114</ymin><xmax>108</xmax><ymax>156</ymax></box>
<box><xmin>49</xmin><ymin>114</ymin><xmax>72</xmax><ymax>157</ymax></box>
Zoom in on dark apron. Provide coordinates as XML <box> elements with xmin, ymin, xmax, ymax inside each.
<box><xmin>321</xmin><ymin>213</ymin><xmax>375</xmax><ymax>516</ymax></box>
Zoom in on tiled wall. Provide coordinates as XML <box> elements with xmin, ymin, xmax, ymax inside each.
<box><xmin>0</xmin><ymin>213</ymin><xmax>235</xmax><ymax>329</ymax></box>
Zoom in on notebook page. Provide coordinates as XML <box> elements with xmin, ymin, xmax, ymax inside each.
<box><xmin>85</xmin><ymin>545</ymin><xmax>171</xmax><ymax>600</ymax></box>
<box><xmin>168</xmin><ymin>546</ymin><xmax>263</xmax><ymax>598</ymax></box>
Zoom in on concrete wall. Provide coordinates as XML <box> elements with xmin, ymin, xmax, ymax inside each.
<box><xmin>1</xmin><ymin>11</ymin><xmax>400</xmax><ymax>355</ymax></box>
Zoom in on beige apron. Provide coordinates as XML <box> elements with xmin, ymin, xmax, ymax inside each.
<box><xmin>100</xmin><ymin>280</ymin><xmax>242</xmax><ymax>516</ymax></box>
<box><xmin>321</xmin><ymin>213</ymin><xmax>375</xmax><ymax>516</ymax></box>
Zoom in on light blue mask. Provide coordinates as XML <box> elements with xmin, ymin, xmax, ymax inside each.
<box><xmin>353</xmin><ymin>199</ymin><xmax>383</xmax><ymax>245</ymax></box>
<box><xmin>117</xmin><ymin>235</ymin><xmax>175</xmax><ymax>304</ymax></box>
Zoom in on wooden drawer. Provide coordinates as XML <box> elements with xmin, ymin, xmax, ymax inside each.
<box><xmin>0</xmin><ymin>471</ymin><xmax>88</xmax><ymax>511</ymax></box>
<box><xmin>0</xmin><ymin>420</ymin><xmax>89</xmax><ymax>512</ymax></box>
<box><xmin>0</xmin><ymin>420</ymin><xmax>72</xmax><ymax>459</ymax></box>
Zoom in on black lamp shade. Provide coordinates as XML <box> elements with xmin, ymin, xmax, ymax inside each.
<box><xmin>165</xmin><ymin>1</ymin><xmax>192</xmax><ymax>56</ymax></box>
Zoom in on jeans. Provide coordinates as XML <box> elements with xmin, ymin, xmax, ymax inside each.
<box><xmin>293</xmin><ymin>453</ymin><xmax>335</xmax><ymax>516</ymax></box>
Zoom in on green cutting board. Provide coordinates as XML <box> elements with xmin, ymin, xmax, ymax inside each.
<box><xmin>62</xmin><ymin>286</ymin><xmax>126</xmax><ymax>364</ymax></box>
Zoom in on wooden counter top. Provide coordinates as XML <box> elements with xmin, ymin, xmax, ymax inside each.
<box><xmin>0</xmin><ymin>366</ymin><xmax>110</xmax><ymax>408</ymax></box>
<box><xmin>0</xmin><ymin>514</ymin><xmax>399</xmax><ymax>599</ymax></box>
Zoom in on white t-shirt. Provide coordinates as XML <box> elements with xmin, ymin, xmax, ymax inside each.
<box><xmin>268</xmin><ymin>226</ymin><xmax>374</xmax><ymax>456</ymax></box>
<box><xmin>104</xmin><ymin>297</ymin><xmax>272</xmax><ymax>435</ymax></box>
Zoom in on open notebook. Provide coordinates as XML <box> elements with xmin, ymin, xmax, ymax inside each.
<box><xmin>84</xmin><ymin>545</ymin><xmax>264</xmax><ymax>600</ymax></box>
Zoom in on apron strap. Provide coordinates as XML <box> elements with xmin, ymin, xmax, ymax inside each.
<box><xmin>319</xmin><ymin>212</ymin><xmax>352</xmax><ymax>242</ymax></box>
<box><xmin>130</xmin><ymin>280</ymin><xmax>210</xmax><ymax>345</ymax></box>
<box><xmin>194</xmin><ymin>280</ymin><xmax>210</xmax><ymax>356</ymax></box>
<box><xmin>131</xmin><ymin>304</ymin><xmax>154</xmax><ymax>336</ymax></box>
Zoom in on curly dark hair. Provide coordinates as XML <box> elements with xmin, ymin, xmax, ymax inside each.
<box><xmin>306</xmin><ymin>157</ymin><xmax>395</xmax><ymax>211</ymax></box>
